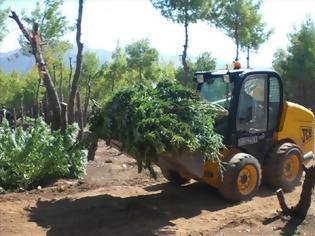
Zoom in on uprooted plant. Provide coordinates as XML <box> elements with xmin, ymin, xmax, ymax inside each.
<box><xmin>0</xmin><ymin>118</ymin><xmax>87</xmax><ymax>190</ymax></box>
<box><xmin>90</xmin><ymin>80</ymin><xmax>226</xmax><ymax>176</ymax></box>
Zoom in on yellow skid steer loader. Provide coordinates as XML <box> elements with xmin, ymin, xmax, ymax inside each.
<box><xmin>158</xmin><ymin>68</ymin><xmax>314</xmax><ymax>202</ymax></box>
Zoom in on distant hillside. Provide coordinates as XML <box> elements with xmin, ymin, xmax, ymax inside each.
<box><xmin>0</xmin><ymin>48</ymin><xmax>112</xmax><ymax>74</ymax></box>
<box><xmin>0</xmin><ymin>48</ymin><xmax>227</xmax><ymax>74</ymax></box>
<box><xmin>0</xmin><ymin>50</ymin><xmax>35</xmax><ymax>73</ymax></box>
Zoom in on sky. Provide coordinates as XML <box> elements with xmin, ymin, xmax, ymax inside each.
<box><xmin>1</xmin><ymin>0</ymin><xmax>315</xmax><ymax>68</ymax></box>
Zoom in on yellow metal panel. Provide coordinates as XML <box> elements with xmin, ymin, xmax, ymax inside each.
<box><xmin>275</xmin><ymin>101</ymin><xmax>314</xmax><ymax>154</ymax></box>
<box><xmin>202</xmin><ymin>147</ymin><xmax>240</xmax><ymax>188</ymax></box>
<box><xmin>203</xmin><ymin>162</ymin><xmax>221</xmax><ymax>187</ymax></box>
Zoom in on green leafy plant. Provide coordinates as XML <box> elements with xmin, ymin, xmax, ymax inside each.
<box><xmin>0</xmin><ymin>118</ymin><xmax>87</xmax><ymax>190</ymax></box>
<box><xmin>90</xmin><ymin>80</ymin><xmax>225</xmax><ymax>176</ymax></box>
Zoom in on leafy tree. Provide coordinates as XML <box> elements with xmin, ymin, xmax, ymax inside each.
<box><xmin>81</xmin><ymin>51</ymin><xmax>100</xmax><ymax>86</ymax></box>
<box><xmin>0</xmin><ymin>0</ymin><xmax>9</xmax><ymax>43</ymax></box>
<box><xmin>150</xmin><ymin>61</ymin><xmax>177</xmax><ymax>82</ymax></box>
<box><xmin>195</xmin><ymin>52</ymin><xmax>216</xmax><ymax>71</ymax></box>
<box><xmin>10</xmin><ymin>10</ymin><xmax>63</xmax><ymax>130</ymax></box>
<box><xmin>176</xmin><ymin>52</ymin><xmax>216</xmax><ymax>88</ymax></box>
<box><xmin>18</xmin><ymin>0</ymin><xmax>72</xmax><ymax>64</ymax></box>
<box><xmin>241</xmin><ymin>3</ymin><xmax>273</xmax><ymax>68</ymax></box>
<box><xmin>106</xmin><ymin>43</ymin><xmax>128</xmax><ymax>91</ymax></box>
<box><xmin>12</xmin><ymin>68</ymin><xmax>40</xmax><ymax>111</ymax></box>
<box><xmin>175</xmin><ymin>59</ymin><xmax>195</xmax><ymax>88</ymax></box>
<box><xmin>211</xmin><ymin>0</ymin><xmax>268</xmax><ymax>63</ymax></box>
<box><xmin>0</xmin><ymin>68</ymin><xmax>41</xmax><ymax>113</ymax></box>
<box><xmin>150</xmin><ymin>0</ymin><xmax>212</xmax><ymax>85</ymax></box>
<box><xmin>272</xmin><ymin>48</ymin><xmax>288</xmax><ymax>77</ymax></box>
<box><xmin>0</xmin><ymin>71</ymin><xmax>23</xmax><ymax>106</ymax></box>
<box><xmin>272</xmin><ymin>18</ymin><xmax>315</xmax><ymax>109</ymax></box>
<box><xmin>125</xmin><ymin>38</ymin><xmax>159</xmax><ymax>82</ymax></box>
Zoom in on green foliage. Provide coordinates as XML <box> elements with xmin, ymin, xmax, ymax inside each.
<box><xmin>80</xmin><ymin>51</ymin><xmax>101</xmax><ymax>93</ymax></box>
<box><xmin>18</xmin><ymin>0</ymin><xmax>73</xmax><ymax>61</ymax></box>
<box><xmin>272</xmin><ymin>48</ymin><xmax>288</xmax><ymax>77</ymax></box>
<box><xmin>175</xmin><ymin>52</ymin><xmax>216</xmax><ymax>88</ymax></box>
<box><xmin>150</xmin><ymin>0</ymin><xmax>212</xmax><ymax>24</ymax></box>
<box><xmin>0</xmin><ymin>70</ymin><xmax>23</xmax><ymax>106</ymax></box>
<box><xmin>210</xmin><ymin>0</ymin><xmax>271</xmax><ymax>61</ymax></box>
<box><xmin>0</xmin><ymin>118</ymin><xmax>87</xmax><ymax>189</ymax></box>
<box><xmin>195</xmin><ymin>52</ymin><xmax>216</xmax><ymax>71</ymax></box>
<box><xmin>272</xmin><ymin>18</ymin><xmax>315</xmax><ymax>109</ymax></box>
<box><xmin>153</xmin><ymin>61</ymin><xmax>177</xmax><ymax>82</ymax></box>
<box><xmin>125</xmin><ymin>38</ymin><xmax>159</xmax><ymax>81</ymax></box>
<box><xmin>106</xmin><ymin>43</ymin><xmax>128</xmax><ymax>91</ymax></box>
<box><xmin>175</xmin><ymin>59</ymin><xmax>195</xmax><ymax>88</ymax></box>
<box><xmin>0</xmin><ymin>0</ymin><xmax>9</xmax><ymax>43</ymax></box>
<box><xmin>81</xmin><ymin>51</ymin><xmax>101</xmax><ymax>79</ymax></box>
<box><xmin>0</xmin><ymin>68</ymin><xmax>40</xmax><ymax>111</ymax></box>
<box><xmin>90</xmin><ymin>80</ymin><xmax>224</xmax><ymax>176</ymax></box>
<box><xmin>150</xmin><ymin>0</ymin><xmax>215</xmax><ymax>84</ymax></box>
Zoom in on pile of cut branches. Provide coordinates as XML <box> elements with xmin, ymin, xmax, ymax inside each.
<box><xmin>90</xmin><ymin>80</ymin><xmax>225</xmax><ymax>176</ymax></box>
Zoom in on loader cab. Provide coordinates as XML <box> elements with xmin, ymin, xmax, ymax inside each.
<box><xmin>195</xmin><ymin>69</ymin><xmax>284</xmax><ymax>160</ymax></box>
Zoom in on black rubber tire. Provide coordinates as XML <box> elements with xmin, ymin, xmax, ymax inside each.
<box><xmin>263</xmin><ymin>142</ymin><xmax>303</xmax><ymax>192</ymax></box>
<box><xmin>219</xmin><ymin>153</ymin><xmax>262</xmax><ymax>202</ymax></box>
<box><xmin>161</xmin><ymin>168</ymin><xmax>190</xmax><ymax>185</ymax></box>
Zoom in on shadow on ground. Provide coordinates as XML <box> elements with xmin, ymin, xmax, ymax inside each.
<box><xmin>263</xmin><ymin>211</ymin><xmax>315</xmax><ymax>236</ymax></box>
<box><xmin>27</xmin><ymin>182</ymin><xmax>233</xmax><ymax>236</ymax></box>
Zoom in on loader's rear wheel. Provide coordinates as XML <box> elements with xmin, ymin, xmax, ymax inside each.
<box><xmin>219</xmin><ymin>153</ymin><xmax>262</xmax><ymax>202</ymax></box>
<box><xmin>263</xmin><ymin>142</ymin><xmax>303</xmax><ymax>191</ymax></box>
<box><xmin>161</xmin><ymin>168</ymin><xmax>190</xmax><ymax>185</ymax></box>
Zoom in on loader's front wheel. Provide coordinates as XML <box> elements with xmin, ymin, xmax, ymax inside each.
<box><xmin>219</xmin><ymin>153</ymin><xmax>262</xmax><ymax>202</ymax></box>
<box><xmin>263</xmin><ymin>142</ymin><xmax>303</xmax><ymax>191</ymax></box>
<box><xmin>161</xmin><ymin>168</ymin><xmax>190</xmax><ymax>185</ymax></box>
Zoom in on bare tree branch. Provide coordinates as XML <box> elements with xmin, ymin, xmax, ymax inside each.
<box><xmin>10</xmin><ymin>10</ymin><xmax>62</xmax><ymax>130</ymax></box>
<box><xmin>68</xmin><ymin>0</ymin><xmax>84</xmax><ymax>124</ymax></box>
<box><xmin>9</xmin><ymin>11</ymin><xmax>32</xmax><ymax>42</ymax></box>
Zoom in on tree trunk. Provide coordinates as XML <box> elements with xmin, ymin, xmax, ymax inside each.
<box><xmin>68</xmin><ymin>57</ymin><xmax>73</xmax><ymax>101</ymax></box>
<box><xmin>53</xmin><ymin>64</ymin><xmax>57</xmax><ymax>86</ymax></box>
<box><xmin>39</xmin><ymin>102</ymin><xmax>43</xmax><ymax>117</ymax></box>
<box><xmin>20</xmin><ymin>94</ymin><xmax>24</xmax><ymax>125</ymax></box>
<box><xmin>13</xmin><ymin>108</ymin><xmax>16</xmax><ymax>128</ymax></box>
<box><xmin>182</xmin><ymin>8</ymin><xmax>189</xmax><ymax>86</ymax></box>
<box><xmin>83</xmin><ymin>75</ymin><xmax>91</xmax><ymax>126</ymax></box>
<box><xmin>43</xmin><ymin>94</ymin><xmax>48</xmax><ymax>123</ymax></box>
<box><xmin>276</xmin><ymin>165</ymin><xmax>315</xmax><ymax>219</ymax></box>
<box><xmin>68</xmin><ymin>0</ymin><xmax>84</xmax><ymax>124</ymax></box>
<box><xmin>59</xmin><ymin>63</ymin><xmax>64</xmax><ymax>103</ymax></box>
<box><xmin>34</xmin><ymin>77</ymin><xmax>41</xmax><ymax>118</ymax></box>
<box><xmin>246</xmin><ymin>46</ymin><xmax>250</xmax><ymax>68</ymax></box>
<box><xmin>87</xmin><ymin>137</ymin><xmax>98</xmax><ymax>161</ymax></box>
<box><xmin>76</xmin><ymin>91</ymin><xmax>84</xmax><ymax>140</ymax></box>
<box><xmin>10</xmin><ymin>11</ymin><xmax>62</xmax><ymax>130</ymax></box>
<box><xmin>61</xmin><ymin>102</ymin><xmax>68</xmax><ymax>134</ymax></box>
<box><xmin>235</xmin><ymin>26</ymin><xmax>239</xmax><ymax>61</ymax></box>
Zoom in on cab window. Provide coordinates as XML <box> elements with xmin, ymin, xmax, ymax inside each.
<box><xmin>237</xmin><ymin>74</ymin><xmax>267</xmax><ymax>133</ymax></box>
<box><xmin>268</xmin><ymin>76</ymin><xmax>281</xmax><ymax>130</ymax></box>
<box><xmin>200</xmin><ymin>77</ymin><xmax>233</xmax><ymax>109</ymax></box>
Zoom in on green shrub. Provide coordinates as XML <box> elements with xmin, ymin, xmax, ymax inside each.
<box><xmin>90</xmin><ymin>80</ymin><xmax>225</xmax><ymax>176</ymax></box>
<box><xmin>0</xmin><ymin>118</ymin><xmax>87</xmax><ymax>190</ymax></box>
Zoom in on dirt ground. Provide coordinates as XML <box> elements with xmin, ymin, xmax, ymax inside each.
<box><xmin>0</xmin><ymin>141</ymin><xmax>315</xmax><ymax>236</ymax></box>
